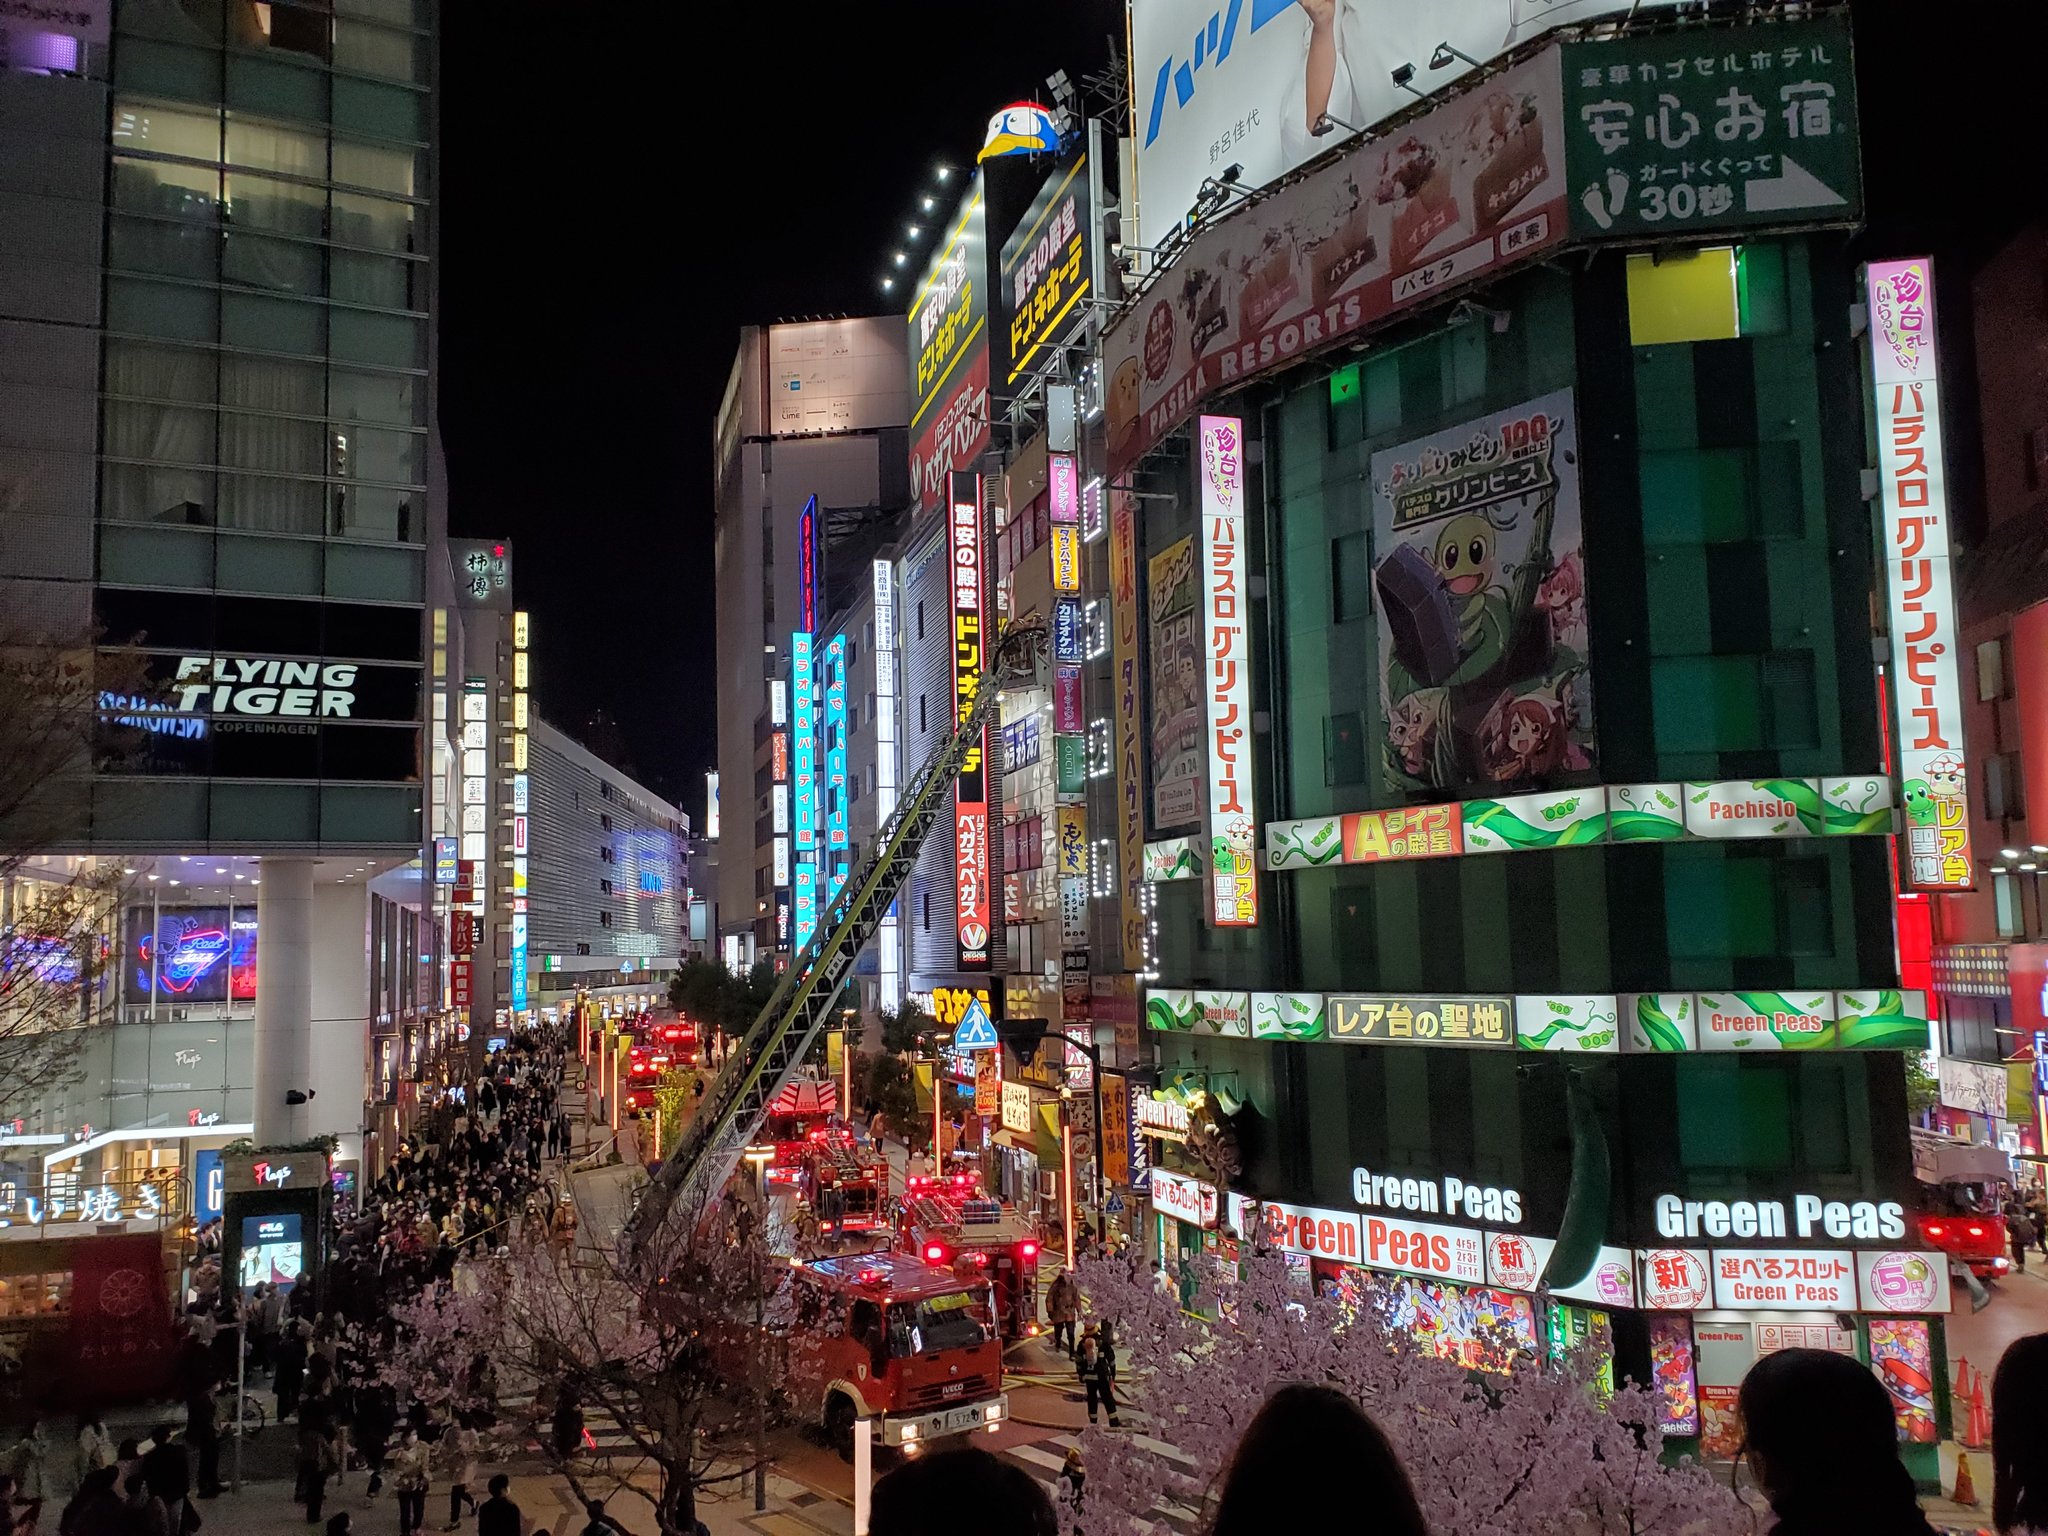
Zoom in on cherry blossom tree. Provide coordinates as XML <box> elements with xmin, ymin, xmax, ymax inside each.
<box><xmin>1067</xmin><ymin>1250</ymin><xmax>1747</xmax><ymax>1536</ymax></box>
<box><xmin>378</xmin><ymin>1189</ymin><xmax>787</xmax><ymax>1536</ymax></box>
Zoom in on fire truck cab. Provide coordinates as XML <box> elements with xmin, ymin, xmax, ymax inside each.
<box><xmin>783</xmin><ymin>1252</ymin><xmax>1008</xmax><ymax>1454</ymax></box>
<box><xmin>749</xmin><ymin>1078</ymin><xmax>839</xmax><ymax>1185</ymax></box>
<box><xmin>894</xmin><ymin>1178</ymin><xmax>1042</xmax><ymax>1340</ymax></box>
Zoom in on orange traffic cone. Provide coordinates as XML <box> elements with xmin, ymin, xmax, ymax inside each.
<box><xmin>1953</xmin><ymin>1451</ymin><xmax>1979</xmax><ymax>1508</ymax></box>
<box><xmin>1969</xmin><ymin>1367</ymin><xmax>1993</xmax><ymax>1450</ymax></box>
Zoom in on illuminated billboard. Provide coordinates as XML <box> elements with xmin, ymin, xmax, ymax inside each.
<box><xmin>909</xmin><ymin>185</ymin><xmax>991</xmax><ymax>511</ymax></box>
<box><xmin>127</xmin><ymin>907</ymin><xmax>257</xmax><ymax>1003</ymax></box>
<box><xmin>951</xmin><ymin>475</ymin><xmax>991</xmax><ymax>970</ymax></box>
<box><xmin>1198</xmin><ymin>415</ymin><xmax>1256</xmax><ymax>927</ymax></box>
<box><xmin>1867</xmin><ymin>258</ymin><xmax>1970</xmax><ymax>890</ymax></box>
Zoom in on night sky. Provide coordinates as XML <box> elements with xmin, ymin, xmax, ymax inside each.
<box><xmin>435</xmin><ymin>2</ymin><xmax>1124</xmax><ymax>811</ymax></box>
<box><xmin>434</xmin><ymin>1</ymin><xmax>2042</xmax><ymax>817</ymax></box>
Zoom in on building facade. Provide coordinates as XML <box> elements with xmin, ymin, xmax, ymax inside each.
<box><xmin>0</xmin><ymin>1</ymin><xmax>438</xmax><ymax>1201</ymax></box>
<box><xmin>525</xmin><ymin>715</ymin><xmax>688</xmax><ymax>1012</ymax></box>
<box><xmin>712</xmin><ymin>318</ymin><xmax>910</xmax><ymax>968</ymax></box>
<box><xmin>1097</xmin><ymin>12</ymin><xmax>1957</xmax><ymax>1471</ymax></box>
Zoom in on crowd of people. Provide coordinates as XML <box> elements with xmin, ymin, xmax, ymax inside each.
<box><xmin>5</xmin><ymin>1027</ymin><xmax>579</xmax><ymax>1536</ymax></box>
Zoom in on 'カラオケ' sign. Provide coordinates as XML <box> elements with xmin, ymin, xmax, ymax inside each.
<box><xmin>1867</xmin><ymin>258</ymin><xmax>1969</xmax><ymax>891</ymax></box>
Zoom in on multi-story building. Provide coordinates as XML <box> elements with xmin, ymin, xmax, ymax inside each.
<box><xmin>1102</xmin><ymin>9</ymin><xmax>1956</xmax><ymax>1473</ymax></box>
<box><xmin>524</xmin><ymin>715</ymin><xmax>688</xmax><ymax>1016</ymax></box>
<box><xmin>712</xmin><ymin>319</ymin><xmax>910</xmax><ymax>968</ymax></box>
<box><xmin>0</xmin><ymin>2</ymin><xmax>438</xmax><ymax>1195</ymax></box>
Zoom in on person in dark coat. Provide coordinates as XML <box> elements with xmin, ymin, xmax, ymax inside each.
<box><xmin>475</xmin><ymin>1476</ymin><xmax>519</xmax><ymax>1536</ymax></box>
<box><xmin>274</xmin><ymin>1323</ymin><xmax>309</xmax><ymax>1421</ymax></box>
<box><xmin>1075</xmin><ymin>1327</ymin><xmax>1120</xmax><ymax>1428</ymax></box>
<box><xmin>138</xmin><ymin>1428</ymin><xmax>190</xmax><ymax>1536</ymax></box>
<box><xmin>1737</xmin><ymin>1348</ymin><xmax>1937</xmax><ymax>1536</ymax></box>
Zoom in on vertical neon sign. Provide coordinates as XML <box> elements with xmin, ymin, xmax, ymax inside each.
<box><xmin>792</xmin><ymin>630</ymin><xmax>818</xmax><ymax>949</ymax></box>
<box><xmin>951</xmin><ymin>474</ymin><xmax>990</xmax><ymax>970</ymax></box>
<box><xmin>1198</xmin><ymin>415</ymin><xmax>1257</xmax><ymax>927</ymax></box>
<box><xmin>874</xmin><ymin>559</ymin><xmax>901</xmax><ymax>1010</ymax></box>
<box><xmin>826</xmin><ymin>633</ymin><xmax>849</xmax><ymax>901</ymax></box>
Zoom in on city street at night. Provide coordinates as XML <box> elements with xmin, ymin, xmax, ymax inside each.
<box><xmin>5</xmin><ymin>4</ymin><xmax>2048</xmax><ymax>1535</ymax></box>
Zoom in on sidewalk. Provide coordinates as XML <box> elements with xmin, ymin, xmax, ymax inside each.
<box><xmin>167</xmin><ymin>1460</ymin><xmax>854</xmax><ymax>1536</ymax></box>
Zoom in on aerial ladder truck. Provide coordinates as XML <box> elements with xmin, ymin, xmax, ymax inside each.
<box><xmin>630</xmin><ymin>620</ymin><xmax>1045</xmax><ymax>1253</ymax></box>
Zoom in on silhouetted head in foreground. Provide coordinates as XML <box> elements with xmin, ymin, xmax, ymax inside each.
<box><xmin>870</xmin><ymin>1447</ymin><xmax>1054</xmax><ymax>1536</ymax></box>
<box><xmin>1738</xmin><ymin>1347</ymin><xmax>1934</xmax><ymax>1536</ymax></box>
<box><xmin>1207</xmin><ymin>1383</ymin><xmax>1426</xmax><ymax>1536</ymax></box>
<box><xmin>1992</xmin><ymin>1332</ymin><xmax>2048</xmax><ymax>1534</ymax></box>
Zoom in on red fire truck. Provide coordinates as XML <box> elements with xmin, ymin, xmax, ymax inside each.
<box><xmin>893</xmin><ymin>1180</ymin><xmax>1042</xmax><ymax>1340</ymax></box>
<box><xmin>783</xmin><ymin>1252</ymin><xmax>1008</xmax><ymax>1455</ymax></box>
<box><xmin>798</xmin><ymin>1129</ymin><xmax>888</xmax><ymax>1233</ymax></box>
<box><xmin>748</xmin><ymin>1078</ymin><xmax>840</xmax><ymax>1185</ymax></box>
<box><xmin>621</xmin><ymin>1043</ymin><xmax>673</xmax><ymax>1117</ymax></box>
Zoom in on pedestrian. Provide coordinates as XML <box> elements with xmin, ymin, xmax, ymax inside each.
<box><xmin>551</xmin><ymin>1384</ymin><xmax>584</xmax><ymax>1462</ymax></box>
<box><xmin>575</xmin><ymin>1501</ymin><xmax>626</xmax><ymax>1536</ymax></box>
<box><xmin>118</xmin><ymin>1474</ymin><xmax>168</xmax><ymax>1536</ymax></box>
<box><xmin>869</xmin><ymin>1448</ymin><xmax>1054</xmax><ymax>1536</ymax></box>
<box><xmin>1736</xmin><ymin>1348</ymin><xmax>1937</xmax><ymax>1535</ymax></box>
<box><xmin>1044</xmin><ymin>1269</ymin><xmax>1078</xmax><ymax>1356</ymax></box>
<box><xmin>296</xmin><ymin>1395</ymin><xmax>339</xmax><ymax>1525</ymax></box>
<box><xmin>2008</xmin><ymin>1204</ymin><xmax>2036</xmax><ymax>1274</ymax></box>
<box><xmin>1075</xmin><ymin>1326</ymin><xmax>1120</xmax><ymax>1428</ymax></box>
<box><xmin>3</xmin><ymin>1423</ymin><xmax>47</xmax><ymax>1531</ymax></box>
<box><xmin>182</xmin><ymin>1377</ymin><xmax>221</xmax><ymax>1501</ymax></box>
<box><xmin>355</xmin><ymin>1384</ymin><xmax>396</xmax><ymax>1497</ymax></box>
<box><xmin>326</xmin><ymin>1515</ymin><xmax>352</xmax><ymax>1536</ymax></box>
<box><xmin>74</xmin><ymin>1420</ymin><xmax>115</xmax><ymax>1496</ymax></box>
<box><xmin>1204</xmin><ymin>1384</ymin><xmax>1423</xmax><ymax>1536</ymax></box>
<box><xmin>275</xmin><ymin>1319</ymin><xmax>308</xmax><ymax>1420</ymax></box>
<box><xmin>439</xmin><ymin>1426</ymin><xmax>477</xmax><ymax>1531</ymax></box>
<box><xmin>389</xmin><ymin>1429</ymin><xmax>429</xmax><ymax>1536</ymax></box>
<box><xmin>1992</xmin><ymin>1332</ymin><xmax>2048</xmax><ymax>1534</ymax></box>
<box><xmin>1056</xmin><ymin>1446</ymin><xmax>1084</xmax><ymax>1514</ymax></box>
<box><xmin>475</xmin><ymin>1477</ymin><xmax>519</xmax><ymax>1536</ymax></box>
<box><xmin>54</xmin><ymin>1466</ymin><xmax>121</xmax><ymax>1536</ymax></box>
<box><xmin>1149</xmin><ymin>1261</ymin><xmax>1174</xmax><ymax>1298</ymax></box>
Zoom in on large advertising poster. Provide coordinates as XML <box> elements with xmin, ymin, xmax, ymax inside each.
<box><xmin>1198</xmin><ymin>416</ymin><xmax>1257</xmax><ymax>927</ymax></box>
<box><xmin>126</xmin><ymin>906</ymin><xmax>257</xmax><ymax>1003</ymax></box>
<box><xmin>1110</xmin><ymin>488</ymin><xmax>1148</xmax><ymax>972</ymax></box>
<box><xmin>1127</xmin><ymin>0</ymin><xmax>1668</xmax><ymax>251</ymax></box>
<box><xmin>1107</xmin><ymin>47</ymin><xmax>1566</xmax><ymax>476</ymax></box>
<box><xmin>950</xmin><ymin>479</ymin><xmax>991</xmax><ymax>970</ymax></box>
<box><xmin>1147</xmin><ymin>536</ymin><xmax>1202</xmax><ymax>830</ymax></box>
<box><xmin>909</xmin><ymin>187</ymin><xmax>990</xmax><ymax>513</ymax></box>
<box><xmin>1370</xmin><ymin>389</ymin><xmax>1594</xmax><ymax>798</ymax></box>
<box><xmin>1000</xmin><ymin>154</ymin><xmax>1091</xmax><ymax>387</ymax></box>
<box><xmin>1866</xmin><ymin>258</ymin><xmax>1970</xmax><ymax>890</ymax></box>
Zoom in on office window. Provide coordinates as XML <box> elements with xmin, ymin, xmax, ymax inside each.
<box><xmin>1986</xmin><ymin>753</ymin><xmax>2027</xmax><ymax>823</ymax></box>
<box><xmin>1978</xmin><ymin>638</ymin><xmax>2009</xmax><ymax>703</ymax></box>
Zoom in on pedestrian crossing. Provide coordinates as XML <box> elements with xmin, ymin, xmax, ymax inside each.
<box><xmin>494</xmin><ymin>1392</ymin><xmax>644</xmax><ymax>1460</ymax></box>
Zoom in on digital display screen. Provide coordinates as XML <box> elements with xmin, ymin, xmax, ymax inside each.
<box><xmin>127</xmin><ymin>907</ymin><xmax>257</xmax><ymax>1003</ymax></box>
<box><xmin>239</xmin><ymin>1213</ymin><xmax>302</xmax><ymax>1294</ymax></box>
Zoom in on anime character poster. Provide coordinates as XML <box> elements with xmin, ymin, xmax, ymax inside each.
<box><xmin>1147</xmin><ymin>536</ymin><xmax>1203</xmax><ymax>830</ymax></box>
<box><xmin>1647</xmin><ymin>1315</ymin><xmax>1700</xmax><ymax>1436</ymax></box>
<box><xmin>1371</xmin><ymin>389</ymin><xmax>1594</xmax><ymax>796</ymax></box>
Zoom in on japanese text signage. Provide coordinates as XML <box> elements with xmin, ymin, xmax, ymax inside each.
<box><xmin>951</xmin><ymin>478</ymin><xmax>991</xmax><ymax>970</ymax></box>
<box><xmin>1000</xmin><ymin>1080</ymin><xmax>1034</xmax><ymax>1135</ymax></box>
<box><xmin>1198</xmin><ymin>416</ymin><xmax>1256</xmax><ymax>927</ymax></box>
<box><xmin>1344</xmin><ymin>805</ymin><xmax>1463</xmax><ymax>863</ymax></box>
<box><xmin>1054</xmin><ymin>665</ymin><xmax>1084</xmax><ymax>733</ymax></box>
<box><xmin>1101</xmin><ymin>1072</ymin><xmax>1132</xmax><ymax>1188</ymax></box>
<box><xmin>1001</xmin><ymin>157</ymin><xmax>1091</xmax><ymax>386</ymax></box>
<box><xmin>1052</xmin><ymin>599</ymin><xmax>1085</xmax><ymax>664</ymax></box>
<box><xmin>797</xmin><ymin>494</ymin><xmax>820</xmax><ymax>634</ymax></box>
<box><xmin>1106</xmin><ymin>48</ymin><xmax>1567</xmax><ymax>476</ymax></box>
<box><xmin>1867</xmin><ymin>258</ymin><xmax>1970</xmax><ymax>890</ymax></box>
<box><xmin>1711</xmin><ymin>1249</ymin><xmax>1856</xmax><ymax>1311</ymax></box>
<box><xmin>1329</xmin><ymin>994</ymin><xmax>1511</xmax><ymax>1047</ymax></box>
<box><xmin>1561</xmin><ymin>17</ymin><xmax>1860</xmax><ymax>242</ymax></box>
<box><xmin>1050</xmin><ymin>524</ymin><xmax>1082</xmax><ymax>593</ymax></box>
<box><xmin>1150</xmin><ymin>1167</ymin><xmax>1219</xmax><ymax>1229</ymax></box>
<box><xmin>1048</xmin><ymin>452</ymin><xmax>1080</xmax><ymax>525</ymax></box>
<box><xmin>1056</xmin><ymin>805</ymin><xmax>1088</xmax><ymax>878</ymax></box>
<box><xmin>791</xmin><ymin>633</ymin><xmax>817</xmax><ymax>852</ymax></box>
<box><xmin>910</xmin><ymin>186</ymin><xmax>990</xmax><ymax>511</ymax></box>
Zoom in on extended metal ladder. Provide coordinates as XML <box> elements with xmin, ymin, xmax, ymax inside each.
<box><xmin>630</xmin><ymin>620</ymin><xmax>1045</xmax><ymax>1250</ymax></box>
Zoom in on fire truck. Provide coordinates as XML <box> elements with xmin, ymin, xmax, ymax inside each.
<box><xmin>748</xmin><ymin>1077</ymin><xmax>839</xmax><ymax>1185</ymax></box>
<box><xmin>894</xmin><ymin>1178</ymin><xmax>1042</xmax><ymax>1340</ymax></box>
<box><xmin>782</xmin><ymin>1252</ymin><xmax>1007</xmax><ymax>1455</ymax></box>
<box><xmin>621</xmin><ymin>1042</ymin><xmax>673</xmax><ymax>1118</ymax></box>
<box><xmin>797</xmin><ymin>1128</ymin><xmax>888</xmax><ymax>1233</ymax></box>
